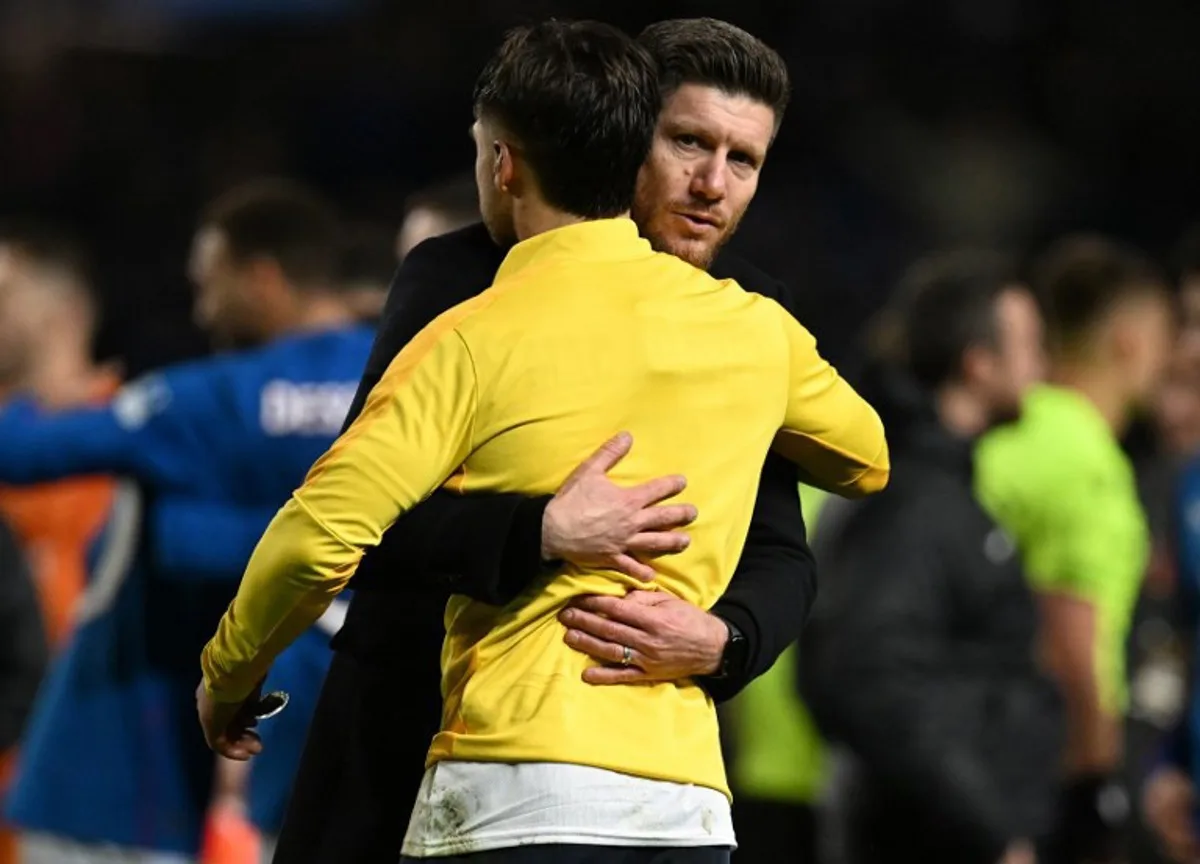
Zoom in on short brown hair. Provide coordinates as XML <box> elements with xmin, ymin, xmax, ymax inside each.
<box><xmin>890</xmin><ymin>250</ymin><xmax>1020</xmax><ymax>389</ymax></box>
<box><xmin>473</xmin><ymin>20</ymin><xmax>659</xmax><ymax>219</ymax></box>
<box><xmin>637</xmin><ymin>18</ymin><xmax>791</xmax><ymax>127</ymax></box>
<box><xmin>404</xmin><ymin>174</ymin><xmax>479</xmax><ymax>226</ymax></box>
<box><xmin>1032</xmin><ymin>234</ymin><xmax>1168</xmax><ymax>348</ymax></box>
<box><xmin>201</xmin><ymin>179</ymin><xmax>340</xmax><ymax>290</ymax></box>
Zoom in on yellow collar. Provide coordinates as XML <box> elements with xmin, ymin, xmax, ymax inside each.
<box><xmin>494</xmin><ymin>218</ymin><xmax>652</xmax><ymax>283</ymax></box>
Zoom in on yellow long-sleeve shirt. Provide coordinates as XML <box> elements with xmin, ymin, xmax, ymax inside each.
<box><xmin>201</xmin><ymin>218</ymin><xmax>887</xmax><ymax>796</ymax></box>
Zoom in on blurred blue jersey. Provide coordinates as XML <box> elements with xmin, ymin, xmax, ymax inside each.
<box><xmin>2</xmin><ymin>326</ymin><xmax>373</xmax><ymax>855</ymax></box>
<box><xmin>1164</xmin><ymin>457</ymin><xmax>1200</xmax><ymax>829</ymax></box>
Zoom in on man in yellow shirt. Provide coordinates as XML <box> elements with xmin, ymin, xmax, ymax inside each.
<box><xmin>198</xmin><ymin>19</ymin><xmax>887</xmax><ymax>864</ymax></box>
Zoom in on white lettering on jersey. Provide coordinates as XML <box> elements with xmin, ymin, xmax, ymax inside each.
<box><xmin>260</xmin><ymin>381</ymin><xmax>357</xmax><ymax>437</ymax></box>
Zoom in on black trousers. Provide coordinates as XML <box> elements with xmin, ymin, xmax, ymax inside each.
<box><xmin>400</xmin><ymin>846</ymin><xmax>731</xmax><ymax>863</ymax></box>
<box><xmin>730</xmin><ymin>799</ymin><xmax>816</xmax><ymax>862</ymax></box>
<box><xmin>273</xmin><ymin>610</ymin><xmax>446</xmax><ymax>863</ymax></box>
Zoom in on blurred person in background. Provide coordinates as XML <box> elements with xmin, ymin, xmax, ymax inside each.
<box><xmin>394</xmin><ymin>173</ymin><xmax>480</xmax><ymax>261</ymax></box>
<box><xmin>0</xmin><ymin>180</ymin><xmax>374</xmax><ymax>864</ymax></box>
<box><xmin>0</xmin><ymin>231</ymin><xmax>120</xmax><ymax>864</ymax></box>
<box><xmin>272</xmin><ymin>18</ymin><xmax>831</xmax><ymax>864</ymax></box>
<box><xmin>723</xmin><ymin>483</ymin><xmax>831</xmax><ymax>864</ymax></box>
<box><xmin>1139</xmin><ymin>224</ymin><xmax>1200</xmax><ymax>864</ymax></box>
<box><xmin>976</xmin><ymin>236</ymin><xmax>1175</xmax><ymax>864</ymax></box>
<box><xmin>1156</xmin><ymin>356</ymin><xmax>1200</xmax><ymax>463</ymax></box>
<box><xmin>1171</xmin><ymin>228</ymin><xmax>1200</xmax><ymax>378</ymax></box>
<box><xmin>802</xmin><ymin>252</ymin><xmax>1058</xmax><ymax>864</ymax></box>
<box><xmin>0</xmin><ymin>514</ymin><xmax>47</xmax><ymax>864</ymax></box>
<box><xmin>199</xmin><ymin>220</ymin><xmax>398</xmax><ymax>864</ymax></box>
<box><xmin>198</xmin><ymin>16</ymin><xmax>886</xmax><ymax>864</ymax></box>
<box><xmin>337</xmin><ymin>224</ymin><xmax>402</xmax><ymax>324</ymax></box>
<box><xmin>0</xmin><ymin>231</ymin><xmax>120</xmax><ymax>649</ymax></box>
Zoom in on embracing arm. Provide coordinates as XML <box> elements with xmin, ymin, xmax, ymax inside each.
<box><xmin>0</xmin><ymin>368</ymin><xmax>226</xmax><ymax>493</ymax></box>
<box><xmin>338</xmin><ymin>228</ymin><xmax>551</xmax><ymax>604</ymax></box>
<box><xmin>201</xmin><ymin>313</ymin><xmax>481</xmax><ymax>704</ymax></box>
<box><xmin>775</xmin><ymin>305</ymin><xmax>889</xmax><ymax>497</ymax></box>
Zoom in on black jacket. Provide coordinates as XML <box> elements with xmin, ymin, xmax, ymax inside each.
<box><xmin>801</xmin><ymin>367</ymin><xmax>1061</xmax><ymax>864</ymax></box>
<box><xmin>0</xmin><ymin>515</ymin><xmax>47</xmax><ymax>752</ymax></box>
<box><xmin>334</xmin><ymin>222</ymin><xmax>815</xmax><ymax>702</ymax></box>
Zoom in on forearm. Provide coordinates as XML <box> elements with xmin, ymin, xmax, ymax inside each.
<box><xmin>1055</xmin><ymin>655</ymin><xmax>1121</xmax><ymax>774</ymax></box>
<box><xmin>201</xmin><ymin>496</ymin><xmax>359</xmax><ymax>702</ymax></box>
<box><xmin>1037</xmin><ymin>592</ymin><xmax>1120</xmax><ymax>773</ymax></box>
<box><xmin>353</xmin><ymin>490</ymin><xmax>552</xmax><ymax>606</ymax></box>
<box><xmin>151</xmin><ymin>500</ymin><xmax>277</xmax><ymax>580</ymax></box>
<box><xmin>0</xmin><ymin>400</ymin><xmax>133</xmax><ymax>485</ymax></box>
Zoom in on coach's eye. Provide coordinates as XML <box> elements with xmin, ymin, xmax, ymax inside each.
<box><xmin>674</xmin><ymin>134</ymin><xmax>701</xmax><ymax>149</ymax></box>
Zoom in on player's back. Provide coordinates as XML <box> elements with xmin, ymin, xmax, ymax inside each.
<box><xmin>430</xmin><ymin>219</ymin><xmax>878</xmax><ymax>796</ymax></box>
<box><xmin>454</xmin><ymin>245</ymin><xmax>791</xmax><ymax>606</ymax></box>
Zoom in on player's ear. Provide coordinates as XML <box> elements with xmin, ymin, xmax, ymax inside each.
<box><xmin>493</xmin><ymin>140</ymin><xmax>516</xmax><ymax>194</ymax></box>
<box><xmin>1109</xmin><ymin>314</ymin><xmax>1139</xmax><ymax>362</ymax></box>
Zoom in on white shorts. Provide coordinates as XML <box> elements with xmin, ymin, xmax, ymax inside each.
<box><xmin>19</xmin><ymin>833</ymin><xmax>192</xmax><ymax>864</ymax></box>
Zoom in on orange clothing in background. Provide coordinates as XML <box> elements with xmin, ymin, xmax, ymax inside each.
<box><xmin>0</xmin><ymin>373</ymin><xmax>119</xmax><ymax>864</ymax></box>
<box><xmin>0</xmin><ymin>373</ymin><xmax>120</xmax><ymax>648</ymax></box>
<box><xmin>0</xmin><ymin>751</ymin><xmax>15</xmax><ymax>864</ymax></box>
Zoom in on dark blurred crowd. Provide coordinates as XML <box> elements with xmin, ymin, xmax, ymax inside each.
<box><xmin>2</xmin><ymin>3</ymin><xmax>1200</xmax><ymax>864</ymax></box>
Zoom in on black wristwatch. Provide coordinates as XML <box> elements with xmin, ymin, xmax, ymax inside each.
<box><xmin>711</xmin><ymin>617</ymin><xmax>747</xmax><ymax>680</ymax></box>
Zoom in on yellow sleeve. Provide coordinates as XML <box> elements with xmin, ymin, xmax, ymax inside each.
<box><xmin>200</xmin><ymin>320</ymin><xmax>479</xmax><ymax>703</ymax></box>
<box><xmin>773</xmin><ymin>306</ymin><xmax>889</xmax><ymax>497</ymax></box>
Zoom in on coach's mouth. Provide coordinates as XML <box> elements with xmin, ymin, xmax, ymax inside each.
<box><xmin>675</xmin><ymin>211</ymin><xmax>722</xmax><ymax>233</ymax></box>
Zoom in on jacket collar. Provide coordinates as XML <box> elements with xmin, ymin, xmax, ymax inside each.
<box><xmin>494</xmin><ymin>218</ymin><xmax>652</xmax><ymax>283</ymax></box>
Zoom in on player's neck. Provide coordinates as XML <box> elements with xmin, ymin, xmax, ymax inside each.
<box><xmin>1049</xmin><ymin>362</ymin><xmax>1131</xmax><ymax>436</ymax></box>
<box><xmin>24</xmin><ymin>342</ymin><xmax>108</xmax><ymax>408</ymax></box>
<box><xmin>512</xmin><ymin>197</ymin><xmax>589</xmax><ymax>243</ymax></box>
<box><xmin>264</xmin><ymin>294</ymin><xmax>357</xmax><ymax>341</ymax></box>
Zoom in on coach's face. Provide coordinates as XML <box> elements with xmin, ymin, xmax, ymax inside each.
<box><xmin>633</xmin><ymin>83</ymin><xmax>776</xmax><ymax>270</ymax></box>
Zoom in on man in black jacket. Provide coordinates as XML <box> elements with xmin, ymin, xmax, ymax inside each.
<box><xmin>274</xmin><ymin>19</ymin><xmax>821</xmax><ymax>864</ymax></box>
<box><xmin>802</xmin><ymin>253</ymin><xmax>1062</xmax><ymax>864</ymax></box>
